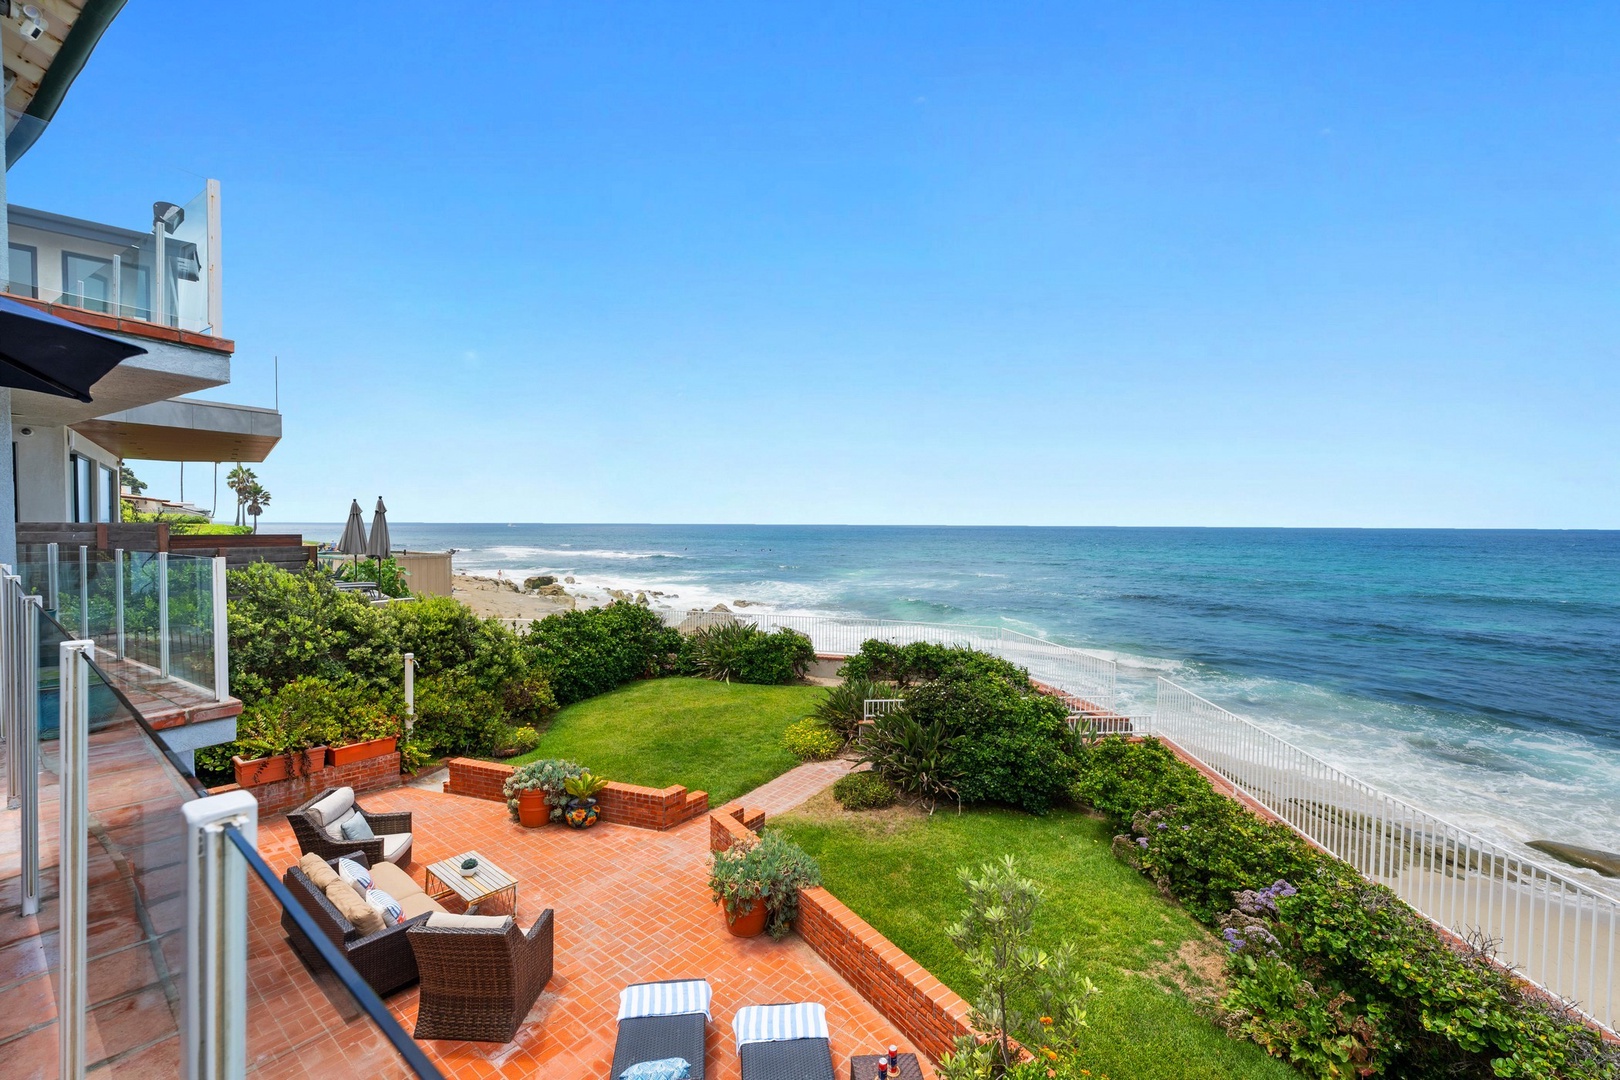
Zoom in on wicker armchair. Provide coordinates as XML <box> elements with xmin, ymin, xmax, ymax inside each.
<box><xmin>281</xmin><ymin>852</ymin><xmax>430</xmax><ymax>997</ymax></box>
<box><xmin>407</xmin><ymin>910</ymin><xmax>556</xmax><ymax>1042</ymax></box>
<box><xmin>288</xmin><ymin>786</ymin><xmax>413</xmax><ymax>866</ymax></box>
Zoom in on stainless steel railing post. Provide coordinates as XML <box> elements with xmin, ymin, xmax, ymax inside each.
<box><xmin>114</xmin><ymin>548</ymin><xmax>125</xmax><ymax>659</ymax></box>
<box><xmin>59</xmin><ymin>639</ymin><xmax>94</xmax><ymax>1080</ymax></box>
<box><xmin>211</xmin><ymin>557</ymin><xmax>228</xmax><ymax>701</ymax></box>
<box><xmin>181</xmin><ymin>789</ymin><xmax>256</xmax><ymax>1080</ymax></box>
<box><xmin>19</xmin><ymin>596</ymin><xmax>40</xmax><ymax>916</ymax></box>
<box><xmin>158</xmin><ymin>551</ymin><xmax>171</xmax><ymax>677</ymax></box>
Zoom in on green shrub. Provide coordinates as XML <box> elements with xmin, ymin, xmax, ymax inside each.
<box><xmin>832</xmin><ymin>771</ymin><xmax>896</xmax><ymax>810</ymax></box>
<box><xmin>859</xmin><ymin>710</ymin><xmax>959</xmax><ymax>812</ymax></box>
<box><xmin>411</xmin><ymin>671</ymin><xmax>507</xmax><ymax>757</ymax></box>
<box><xmin>501</xmin><ymin>674</ymin><xmax>559</xmax><ymax>729</ymax></box>
<box><xmin>679</xmin><ymin>623</ymin><xmax>816</xmax><ymax>684</ymax></box>
<box><xmin>524</xmin><ymin>601</ymin><xmax>681</xmax><ymax>705</ymax></box>
<box><xmin>193</xmin><ymin>675</ymin><xmax>401</xmax><ymax>785</ymax></box>
<box><xmin>491</xmin><ymin>724</ymin><xmax>542</xmax><ymax>758</ymax></box>
<box><xmin>1081</xmin><ymin>736</ymin><xmax>1620</xmax><ymax>1079</ymax></box>
<box><xmin>838</xmin><ymin>640</ymin><xmax>1029</xmax><ymax>689</ymax></box>
<box><xmin>812</xmin><ymin>676</ymin><xmax>892</xmax><ymax>742</ymax></box>
<box><xmin>783</xmin><ymin>717</ymin><xmax>841</xmax><ymax>761</ymax></box>
<box><xmin>227</xmin><ymin>564</ymin><xmax>390</xmax><ymax>706</ymax></box>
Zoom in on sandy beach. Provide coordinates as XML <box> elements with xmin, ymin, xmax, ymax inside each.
<box><xmin>451</xmin><ymin>572</ymin><xmax>597</xmax><ymax>628</ymax></box>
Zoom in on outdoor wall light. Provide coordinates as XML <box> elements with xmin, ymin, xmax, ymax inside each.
<box><xmin>152</xmin><ymin>202</ymin><xmax>185</xmax><ymax>234</ymax></box>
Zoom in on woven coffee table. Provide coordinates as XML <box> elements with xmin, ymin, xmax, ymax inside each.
<box><xmin>423</xmin><ymin>850</ymin><xmax>518</xmax><ymax>915</ymax></box>
<box><xmin>849</xmin><ymin>1053</ymin><xmax>923</xmax><ymax>1080</ymax></box>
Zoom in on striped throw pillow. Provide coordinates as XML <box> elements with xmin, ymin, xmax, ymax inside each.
<box><xmin>337</xmin><ymin>858</ymin><xmax>373</xmax><ymax>893</ymax></box>
<box><xmin>365</xmin><ymin>888</ymin><xmax>403</xmax><ymax>926</ymax></box>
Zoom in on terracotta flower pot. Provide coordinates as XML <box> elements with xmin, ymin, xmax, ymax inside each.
<box><xmin>724</xmin><ymin>899</ymin><xmax>768</xmax><ymax>938</ymax></box>
<box><xmin>517</xmin><ymin>788</ymin><xmax>549</xmax><ymax>828</ymax></box>
<box><xmin>329</xmin><ymin>736</ymin><xmax>398</xmax><ymax>767</ymax></box>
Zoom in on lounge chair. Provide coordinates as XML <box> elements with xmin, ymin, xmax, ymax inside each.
<box><xmin>288</xmin><ymin>786</ymin><xmax>414</xmax><ymax>867</ymax></box>
<box><xmin>612</xmin><ymin>978</ymin><xmax>712</xmax><ymax>1080</ymax></box>
<box><xmin>734</xmin><ymin>1003</ymin><xmax>834</xmax><ymax>1080</ymax></box>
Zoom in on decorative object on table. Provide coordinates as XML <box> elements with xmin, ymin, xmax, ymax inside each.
<box><xmin>460</xmin><ymin>857</ymin><xmax>479</xmax><ymax>877</ymax></box>
<box><xmin>848</xmin><ymin>1053</ymin><xmax>923</xmax><ymax>1080</ymax></box>
<box><xmin>503</xmin><ymin>758</ymin><xmax>584</xmax><ymax>827</ymax></box>
<box><xmin>707</xmin><ymin>830</ymin><xmax>821</xmax><ymax>939</ymax></box>
<box><xmin>563</xmin><ymin>769</ymin><xmax>610</xmax><ymax>829</ymax></box>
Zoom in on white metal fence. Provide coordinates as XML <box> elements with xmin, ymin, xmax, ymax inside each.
<box><xmin>1151</xmin><ymin>676</ymin><xmax>1617</xmax><ymax>1033</ymax></box>
<box><xmin>667</xmin><ymin>609</ymin><xmax>1117</xmax><ymax>709</ymax></box>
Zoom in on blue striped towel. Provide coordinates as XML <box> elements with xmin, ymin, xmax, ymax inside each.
<box><xmin>618</xmin><ymin>979</ymin><xmax>713</xmax><ymax>1021</ymax></box>
<box><xmin>732</xmin><ymin>1003</ymin><xmax>829</xmax><ymax>1050</ymax></box>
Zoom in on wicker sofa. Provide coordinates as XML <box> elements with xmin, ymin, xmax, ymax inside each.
<box><xmin>407</xmin><ymin>911</ymin><xmax>556</xmax><ymax>1042</ymax></box>
<box><xmin>288</xmin><ymin>786</ymin><xmax>414</xmax><ymax>866</ymax></box>
<box><xmin>282</xmin><ymin>851</ymin><xmax>447</xmax><ymax>996</ymax></box>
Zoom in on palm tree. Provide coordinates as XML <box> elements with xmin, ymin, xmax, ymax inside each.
<box><xmin>245</xmin><ymin>482</ymin><xmax>271</xmax><ymax>533</ymax></box>
<box><xmin>226</xmin><ymin>464</ymin><xmax>256</xmax><ymax>527</ymax></box>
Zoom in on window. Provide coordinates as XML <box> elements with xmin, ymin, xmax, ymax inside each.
<box><xmin>61</xmin><ymin>251</ymin><xmax>150</xmax><ymax>319</ymax></box>
<box><xmin>71</xmin><ymin>454</ymin><xmax>92</xmax><ymax>523</ymax></box>
<box><xmin>7</xmin><ymin>243</ymin><xmax>38</xmax><ymax>298</ymax></box>
<box><xmin>98</xmin><ymin>464</ymin><xmax>117</xmax><ymax>523</ymax></box>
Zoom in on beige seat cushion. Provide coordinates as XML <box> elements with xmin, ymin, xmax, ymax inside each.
<box><xmin>306</xmin><ymin>787</ymin><xmax>355</xmax><ymax>829</ymax></box>
<box><xmin>368</xmin><ymin>861</ymin><xmax>423</xmax><ymax>900</ymax></box>
<box><xmin>423</xmin><ymin>912</ymin><xmax>512</xmax><ymax>931</ymax></box>
<box><xmin>399</xmin><ymin>891</ymin><xmax>447</xmax><ymax>921</ymax></box>
<box><xmin>299</xmin><ymin>853</ymin><xmax>340</xmax><ymax>892</ymax></box>
<box><xmin>325</xmin><ymin>878</ymin><xmax>386</xmax><ymax>936</ymax></box>
<box><xmin>379</xmin><ymin>833</ymin><xmax>412</xmax><ymax>864</ymax></box>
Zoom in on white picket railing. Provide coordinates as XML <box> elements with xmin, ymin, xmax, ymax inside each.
<box><xmin>1151</xmin><ymin>677</ymin><xmax>1618</xmax><ymax>1033</ymax></box>
<box><xmin>862</xmin><ymin>698</ymin><xmax>905</xmax><ymax>723</ymax></box>
<box><xmin>667</xmin><ymin>609</ymin><xmax>1117</xmax><ymax>708</ymax></box>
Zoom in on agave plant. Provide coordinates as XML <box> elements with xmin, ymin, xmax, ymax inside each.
<box><xmin>564</xmin><ymin>769</ymin><xmax>611</xmax><ymax>800</ymax></box>
<box><xmin>812</xmin><ymin>676</ymin><xmax>892</xmax><ymax>743</ymax></box>
<box><xmin>857</xmin><ymin>708</ymin><xmax>959</xmax><ymax>813</ymax></box>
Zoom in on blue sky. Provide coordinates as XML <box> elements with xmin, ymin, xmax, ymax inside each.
<box><xmin>12</xmin><ymin>3</ymin><xmax>1618</xmax><ymax>527</ymax></box>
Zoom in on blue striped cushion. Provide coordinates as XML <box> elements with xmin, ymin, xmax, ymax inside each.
<box><xmin>618</xmin><ymin>979</ymin><xmax>713</xmax><ymax>1021</ymax></box>
<box><xmin>365</xmin><ymin>888</ymin><xmax>403</xmax><ymax>926</ymax></box>
<box><xmin>336</xmin><ymin>858</ymin><xmax>372</xmax><ymax>893</ymax></box>
<box><xmin>732</xmin><ymin>1003</ymin><xmax>828</xmax><ymax>1049</ymax></box>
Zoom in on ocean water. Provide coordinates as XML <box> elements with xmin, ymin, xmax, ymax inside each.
<box><xmin>289</xmin><ymin>523</ymin><xmax>1620</xmax><ymax>873</ymax></box>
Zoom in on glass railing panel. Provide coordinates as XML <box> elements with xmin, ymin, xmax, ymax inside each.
<box><xmin>165</xmin><ymin>553</ymin><xmax>215</xmax><ymax>694</ymax></box>
<box><xmin>36</xmin><ymin>627</ymin><xmax>204</xmax><ymax>1073</ymax></box>
<box><xmin>122</xmin><ymin>550</ymin><xmax>163</xmax><ymax>672</ymax></box>
<box><xmin>224</xmin><ymin>827</ymin><xmax>443</xmax><ymax>1078</ymax></box>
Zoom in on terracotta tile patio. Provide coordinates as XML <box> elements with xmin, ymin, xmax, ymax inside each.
<box><xmin>248</xmin><ymin>772</ymin><xmax>933</xmax><ymax>1079</ymax></box>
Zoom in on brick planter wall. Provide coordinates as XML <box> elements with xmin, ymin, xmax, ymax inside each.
<box><xmin>209</xmin><ymin>751</ymin><xmax>401</xmax><ymax>816</ymax></box>
<box><xmin>709</xmin><ymin>803</ymin><xmax>765</xmax><ymax>852</ymax></box>
<box><xmin>442</xmin><ymin>758</ymin><xmax>709</xmax><ymax>830</ymax></box>
<box><xmin>797</xmin><ymin>886</ymin><xmax>977</xmax><ymax>1063</ymax></box>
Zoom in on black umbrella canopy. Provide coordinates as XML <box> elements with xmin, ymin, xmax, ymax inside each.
<box><xmin>0</xmin><ymin>296</ymin><xmax>146</xmax><ymax>402</ymax></box>
<box><xmin>367</xmin><ymin>498</ymin><xmax>391</xmax><ymax>561</ymax></box>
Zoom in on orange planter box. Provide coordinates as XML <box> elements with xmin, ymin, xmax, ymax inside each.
<box><xmin>328</xmin><ymin>736</ymin><xmax>398</xmax><ymax>768</ymax></box>
<box><xmin>232</xmin><ymin>747</ymin><xmax>328</xmax><ymax>787</ymax></box>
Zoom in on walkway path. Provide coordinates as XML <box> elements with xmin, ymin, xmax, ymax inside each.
<box><xmin>733</xmin><ymin>758</ymin><xmax>856</xmax><ymax>817</ymax></box>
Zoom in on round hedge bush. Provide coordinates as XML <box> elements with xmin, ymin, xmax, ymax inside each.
<box><xmin>833</xmin><ymin>771</ymin><xmax>897</xmax><ymax>810</ymax></box>
<box><xmin>783</xmin><ymin>717</ymin><xmax>841</xmax><ymax>761</ymax></box>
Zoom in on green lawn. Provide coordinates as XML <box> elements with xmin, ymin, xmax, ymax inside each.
<box><xmin>504</xmin><ymin>677</ymin><xmax>827</xmax><ymax>805</ymax></box>
<box><xmin>776</xmin><ymin>800</ymin><xmax>1298</xmax><ymax>1080</ymax></box>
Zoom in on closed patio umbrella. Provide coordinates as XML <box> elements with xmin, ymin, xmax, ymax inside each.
<box><xmin>367</xmin><ymin>497</ymin><xmax>391</xmax><ymax>571</ymax></box>
<box><xmin>338</xmin><ymin>499</ymin><xmax>368</xmax><ymax>577</ymax></box>
<box><xmin>0</xmin><ymin>296</ymin><xmax>146</xmax><ymax>401</ymax></box>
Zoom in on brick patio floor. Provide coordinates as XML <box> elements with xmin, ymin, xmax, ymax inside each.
<box><xmin>249</xmin><ymin>774</ymin><xmax>935</xmax><ymax>1079</ymax></box>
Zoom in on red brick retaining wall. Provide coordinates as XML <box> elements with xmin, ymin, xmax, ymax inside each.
<box><xmin>443</xmin><ymin>758</ymin><xmax>709</xmax><ymax>830</ymax></box>
<box><xmin>210</xmin><ymin>751</ymin><xmax>401</xmax><ymax>816</ymax></box>
<box><xmin>797</xmin><ymin>886</ymin><xmax>977</xmax><ymax>1063</ymax></box>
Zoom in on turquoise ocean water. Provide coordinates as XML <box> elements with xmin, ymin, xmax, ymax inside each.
<box><xmin>289</xmin><ymin>524</ymin><xmax>1620</xmax><ymax>874</ymax></box>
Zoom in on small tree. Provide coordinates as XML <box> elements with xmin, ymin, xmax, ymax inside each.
<box><xmin>245</xmin><ymin>482</ymin><xmax>271</xmax><ymax>532</ymax></box>
<box><xmin>939</xmin><ymin>856</ymin><xmax>1098</xmax><ymax>1080</ymax></box>
<box><xmin>119</xmin><ymin>463</ymin><xmax>147</xmax><ymax>496</ymax></box>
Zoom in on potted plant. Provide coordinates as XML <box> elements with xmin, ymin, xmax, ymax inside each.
<box><xmin>229</xmin><ymin>704</ymin><xmax>339</xmax><ymax>787</ymax></box>
<box><xmin>707</xmin><ymin>830</ymin><xmax>821</xmax><ymax>939</ymax></box>
<box><xmin>503</xmin><ymin>759</ymin><xmax>583</xmax><ymax>827</ymax></box>
<box><xmin>563</xmin><ymin>771</ymin><xmax>610</xmax><ymax>829</ymax></box>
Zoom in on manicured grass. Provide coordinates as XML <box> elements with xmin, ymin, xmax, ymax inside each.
<box><xmin>504</xmin><ymin>677</ymin><xmax>827</xmax><ymax>806</ymax></box>
<box><xmin>776</xmin><ymin>801</ymin><xmax>1299</xmax><ymax>1080</ymax></box>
